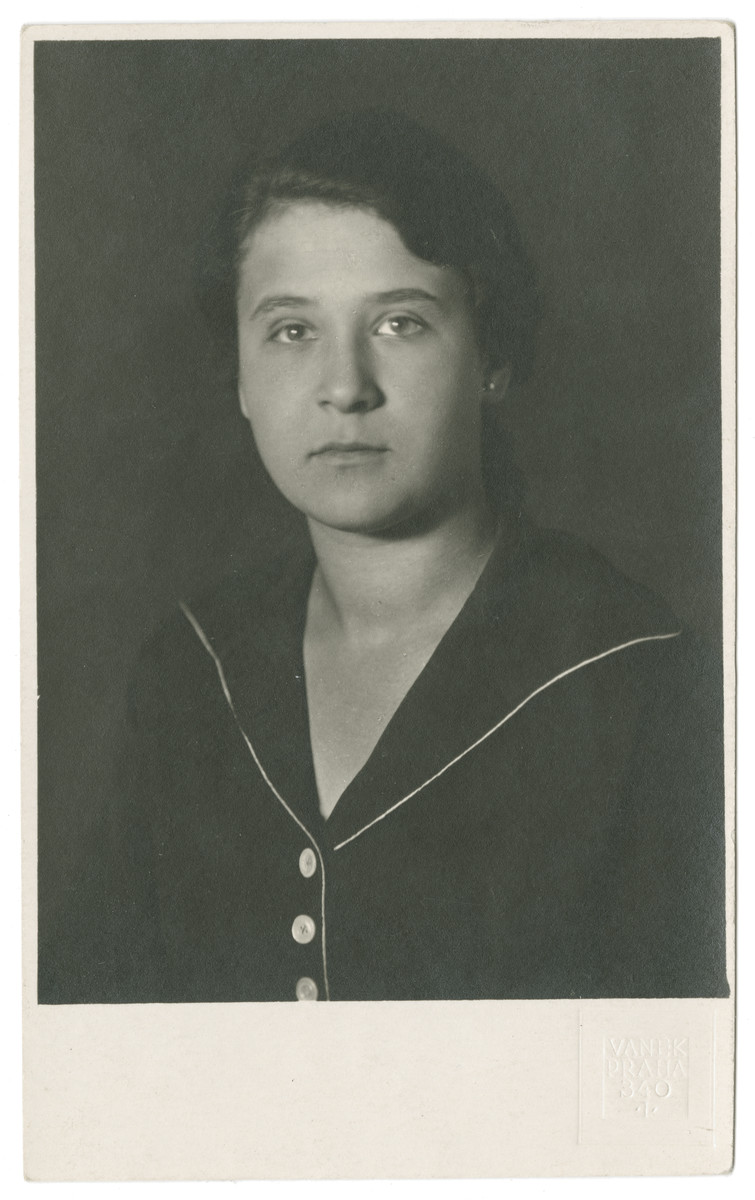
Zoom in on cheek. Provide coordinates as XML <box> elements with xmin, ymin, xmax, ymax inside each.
<box><xmin>382</xmin><ymin>338</ymin><xmax>479</xmax><ymax>402</ymax></box>
<box><xmin>413</xmin><ymin>356</ymin><xmax>483</xmax><ymax>439</ymax></box>
<box><xmin>419</xmin><ymin>331</ymin><xmax>483</xmax><ymax>395</ymax></box>
<box><xmin>239</xmin><ymin>359</ymin><xmax>301</xmax><ymax>438</ymax></box>
<box><xmin>245</xmin><ymin>405</ymin><xmax>299</xmax><ymax>470</ymax></box>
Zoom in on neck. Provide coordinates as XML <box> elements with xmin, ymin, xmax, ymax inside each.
<box><xmin>306</xmin><ymin>500</ymin><xmax>501</xmax><ymax>644</ymax></box>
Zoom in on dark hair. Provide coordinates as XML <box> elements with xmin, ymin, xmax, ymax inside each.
<box><xmin>198</xmin><ymin>108</ymin><xmax>540</xmax><ymax>386</ymax></box>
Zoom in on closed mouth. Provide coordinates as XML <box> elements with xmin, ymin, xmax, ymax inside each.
<box><xmin>311</xmin><ymin>442</ymin><xmax>389</xmax><ymax>456</ymax></box>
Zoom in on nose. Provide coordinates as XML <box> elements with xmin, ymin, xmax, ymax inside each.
<box><xmin>316</xmin><ymin>333</ymin><xmax>383</xmax><ymax>413</ymax></box>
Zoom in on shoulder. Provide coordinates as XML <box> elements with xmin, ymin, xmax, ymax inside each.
<box><xmin>127</xmin><ymin>542</ymin><xmax>312</xmax><ymax>725</ymax></box>
<box><xmin>520</xmin><ymin>528</ymin><xmax>724</xmax><ymax>759</ymax></box>
<box><xmin>517</xmin><ymin>523</ymin><xmax>680</xmax><ymax>636</ymax></box>
<box><xmin>482</xmin><ymin>519</ymin><xmax>689</xmax><ymax>693</ymax></box>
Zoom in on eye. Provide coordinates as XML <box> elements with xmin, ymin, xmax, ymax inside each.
<box><xmin>269</xmin><ymin>322</ymin><xmax>315</xmax><ymax>344</ymax></box>
<box><xmin>374</xmin><ymin>314</ymin><xmax>425</xmax><ymax>337</ymax></box>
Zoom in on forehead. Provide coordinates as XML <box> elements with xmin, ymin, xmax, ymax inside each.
<box><xmin>237</xmin><ymin>201</ymin><xmax>462</xmax><ymax>303</ymax></box>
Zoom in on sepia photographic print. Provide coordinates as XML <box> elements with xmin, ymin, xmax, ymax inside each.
<box><xmin>22</xmin><ymin>20</ymin><xmax>735</xmax><ymax>1180</ymax></box>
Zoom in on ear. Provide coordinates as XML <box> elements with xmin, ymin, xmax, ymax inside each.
<box><xmin>482</xmin><ymin>363</ymin><xmax>512</xmax><ymax>403</ymax></box>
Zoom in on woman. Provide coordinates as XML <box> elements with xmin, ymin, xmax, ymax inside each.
<box><xmin>89</xmin><ymin>111</ymin><xmax>728</xmax><ymax>1003</ymax></box>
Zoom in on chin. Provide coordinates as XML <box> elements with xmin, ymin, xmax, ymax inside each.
<box><xmin>296</xmin><ymin>492</ymin><xmax>421</xmax><ymax>537</ymax></box>
<box><xmin>307</xmin><ymin>500</ymin><xmax>460</xmax><ymax>541</ymax></box>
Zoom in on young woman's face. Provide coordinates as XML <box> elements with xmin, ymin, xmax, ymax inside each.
<box><xmin>236</xmin><ymin>201</ymin><xmax>498</xmax><ymax>536</ymax></box>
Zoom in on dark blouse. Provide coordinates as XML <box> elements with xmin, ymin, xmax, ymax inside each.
<box><xmin>40</xmin><ymin>518</ymin><xmax>730</xmax><ymax>1003</ymax></box>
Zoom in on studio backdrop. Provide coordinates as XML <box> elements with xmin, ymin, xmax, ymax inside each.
<box><xmin>34</xmin><ymin>37</ymin><xmax>723</xmax><ymax>989</ymax></box>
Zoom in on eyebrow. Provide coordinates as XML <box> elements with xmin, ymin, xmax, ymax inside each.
<box><xmin>250</xmin><ymin>288</ymin><xmax>441</xmax><ymax>320</ymax></box>
<box><xmin>370</xmin><ymin>288</ymin><xmax>440</xmax><ymax>305</ymax></box>
<box><xmin>250</xmin><ymin>295</ymin><xmax>313</xmax><ymax>318</ymax></box>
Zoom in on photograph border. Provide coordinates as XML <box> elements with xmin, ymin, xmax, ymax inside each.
<box><xmin>20</xmin><ymin>18</ymin><xmax>736</xmax><ymax>1181</ymax></box>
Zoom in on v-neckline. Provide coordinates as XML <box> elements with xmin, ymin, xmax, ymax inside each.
<box><xmin>297</xmin><ymin>515</ymin><xmax>524</xmax><ymax>839</ymax></box>
<box><xmin>301</xmin><ymin>527</ymin><xmax>508</xmax><ymax>824</ymax></box>
<box><xmin>189</xmin><ymin>512</ymin><xmax>679</xmax><ymax>854</ymax></box>
<box><xmin>210</xmin><ymin>516</ymin><xmax>523</xmax><ymax>846</ymax></box>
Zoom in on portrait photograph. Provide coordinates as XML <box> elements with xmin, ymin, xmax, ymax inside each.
<box><xmin>22</xmin><ymin>19</ymin><xmax>735</xmax><ymax>1180</ymax></box>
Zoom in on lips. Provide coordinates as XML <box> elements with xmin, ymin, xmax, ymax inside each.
<box><xmin>311</xmin><ymin>442</ymin><xmax>388</xmax><ymax>455</ymax></box>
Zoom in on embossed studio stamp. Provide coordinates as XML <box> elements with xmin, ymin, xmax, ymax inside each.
<box><xmin>578</xmin><ymin>1009</ymin><xmax>721</xmax><ymax>1148</ymax></box>
<box><xmin>602</xmin><ymin>1034</ymin><xmax>689</xmax><ymax>1122</ymax></box>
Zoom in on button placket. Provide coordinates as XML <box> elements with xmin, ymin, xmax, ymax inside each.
<box><xmin>292</xmin><ymin>913</ymin><xmax>316</xmax><ymax>944</ymax></box>
<box><xmin>292</xmin><ymin>847</ymin><xmax>320</xmax><ymax>998</ymax></box>
<box><xmin>299</xmin><ymin>847</ymin><xmax>317</xmax><ymax>878</ymax></box>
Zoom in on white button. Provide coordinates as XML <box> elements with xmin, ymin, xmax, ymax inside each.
<box><xmin>296</xmin><ymin>977</ymin><xmax>318</xmax><ymax>1001</ymax></box>
<box><xmin>292</xmin><ymin>914</ymin><xmax>316</xmax><ymax>944</ymax></box>
<box><xmin>299</xmin><ymin>848</ymin><xmax>317</xmax><ymax>878</ymax></box>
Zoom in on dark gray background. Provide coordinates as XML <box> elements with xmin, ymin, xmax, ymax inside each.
<box><xmin>35</xmin><ymin>38</ymin><xmax>722</xmax><ymax>939</ymax></box>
